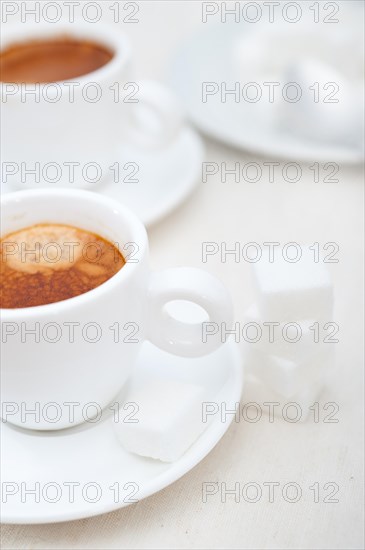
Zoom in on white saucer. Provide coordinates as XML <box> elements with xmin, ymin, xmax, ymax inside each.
<box><xmin>98</xmin><ymin>125</ymin><xmax>204</xmax><ymax>226</ymax></box>
<box><xmin>0</xmin><ymin>125</ymin><xmax>204</xmax><ymax>228</ymax></box>
<box><xmin>0</xmin><ymin>340</ymin><xmax>243</xmax><ymax>524</ymax></box>
<box><xmin>168</xmin><ymin>24</ymin><xmax>364</xmax><ymax>164</ymax></box>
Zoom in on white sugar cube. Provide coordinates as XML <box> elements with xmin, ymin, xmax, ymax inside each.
<box><xmin>244</xmin><ymin>373</ymin><xmax>326</xmax><ymax>422</ymax></box>
<box><xmin>252</xmin><ymin>247</ymin><xmax>333</xmax><ymax>321</ymax></box>
<box><xmin>242</xmin><ymin>304</ymin><xmax>322</xmax><ymax>361</ymax></box>
<box><xmin>113</xmin><ymin>379</ymin><xmax>210</xmax><ymax>462</ymax></box>
<box><xmin>281</xmin><ymin>59</ymin><xmax>363</xmax><ymax>148</ymax></box>
<box><xmin>244</xmin><ymin>345</ymin><xmax>333</xmax><ymax>399</ymax></box>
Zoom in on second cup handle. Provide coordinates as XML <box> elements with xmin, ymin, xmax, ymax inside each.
<box><xmin>128</xmin><ymin>80</ymin><xmax>183</xmax><ymax>149</ymax></box>
<box><xmin>146</xmin><ymin>267</ymin><xmax>234</xmax><ymax>358</ymax></box>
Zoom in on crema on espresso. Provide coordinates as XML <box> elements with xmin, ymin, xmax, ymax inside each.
<box><xmin>0</xmin><ymin>37</ymin><xmax>114</xmax><ymax>83</ymax></box>
<box><xmin>0</xmin><ymin>224</ymin><xmax>125</xmax><ymax>308</ymax></box>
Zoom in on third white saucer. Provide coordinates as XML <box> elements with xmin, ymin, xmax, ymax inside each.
<box><xmin>168</xmin><ymin>23</ymin><xmax>364</xmax><ymax>164</ymax></box>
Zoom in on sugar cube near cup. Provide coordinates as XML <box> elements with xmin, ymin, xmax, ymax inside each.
<box><xmin>242</xmin><ymin>304</ymin><xmax>321</xmax><ymax>361</ymax></box>
<box><xmin>252</xmin><ymin>246</ymin><xmax>333</xmax><ymax>321</ymax></box>
<box><xmin>113</xmin><ymin>379</ymin><xmax>211</xmax><ymax>462</ymax></box>
<box><xmin>245</xmin><ymin>345</ymin><xmax>333</xmax><ymax>399</ymax></box>
<box><xmin>244</xmin><ymin>374</ymin><xmax>326</xmax><ymax>422</ymax></box>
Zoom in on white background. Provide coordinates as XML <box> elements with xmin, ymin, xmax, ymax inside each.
<box><xmin>1</xmin><ymin>1</ymin><xmax>364</xmax><ymax>549</ymax></box>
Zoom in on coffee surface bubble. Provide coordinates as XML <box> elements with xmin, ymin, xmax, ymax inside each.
<box><xmin>3</xmin><ymin>224</ymin><xmax>84</xmax><ymax>274</ymax></box>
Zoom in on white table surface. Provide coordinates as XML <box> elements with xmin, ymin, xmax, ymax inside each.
<box><xmin>1</xmin><ymin>2</ymin><xmax>364</xmax><ymax>549</ymax></box>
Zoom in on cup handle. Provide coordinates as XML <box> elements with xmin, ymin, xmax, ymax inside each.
<box><xmin>128</xmin><ymin>80</ymin><xmax>183</xmax><ymax>149</ymax></box>
<box><xmin>146</xmin><ymin>268</ymin><xmax>234</xmax><ymax>358</ymax></box>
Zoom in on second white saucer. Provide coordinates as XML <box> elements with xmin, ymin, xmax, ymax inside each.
<box><xmin>0</xmin><ymin>124</ymin><xmax>204</xmax><ymax>228</ymax></box>
<box><xmin>100</xmin><ymin>125</ymin><xmax>204</xmax><ymax>226</ymax></box>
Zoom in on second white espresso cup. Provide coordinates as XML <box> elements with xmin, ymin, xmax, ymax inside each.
<box><xmin>1</xmin><ymin>189</ymin><xmax>233</xmax><ymax>430</ymax></box>
<box><xmin>0</xmin><ymin>22</ymin><xmax>182</xmax><ymax>189</ymax></box>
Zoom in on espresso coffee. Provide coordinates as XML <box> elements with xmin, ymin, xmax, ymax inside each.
<box><xmin>0</xmin><ymin>37</ymin><xmax>114</xmax><ymax>83</ymax></box>
<box><xmin>0</xmin><ymin>224</ymin><xmax>125</xmax><ymax>308</ymax></box>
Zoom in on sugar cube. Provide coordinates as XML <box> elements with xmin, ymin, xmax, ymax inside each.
<box><xmin>244</xmin><ymin>345</ymin><xmax>333</xmax><ymax>399</ymax></box>
<box><xmin>244</xmin><ymin>374</ymin><xmax>326</xmax><ymax>422</ymax></box>
<box><xmin>242</xmin><ymin>304</ymin><xmax>322</xmax><ymax>361</ymax></box>
<box><xmin>113</xmin><ymin>379</ymin><xmax>211</xmax><ymax>462</ymax></box>
<box><xmin>252</xmin><ymin>246</ymin><xmax>333</xmax><ymax>321</ymax></box>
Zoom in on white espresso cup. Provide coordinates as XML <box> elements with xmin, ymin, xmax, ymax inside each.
<box><xmin>0</xmin><ymin>189</ymin><xmax>233</xmax><ymax>430</ymax></box>
<box><xmin>0</xmin><ymin>22</ymin><xmax>182</xmax><ymax>189</ymax></box>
